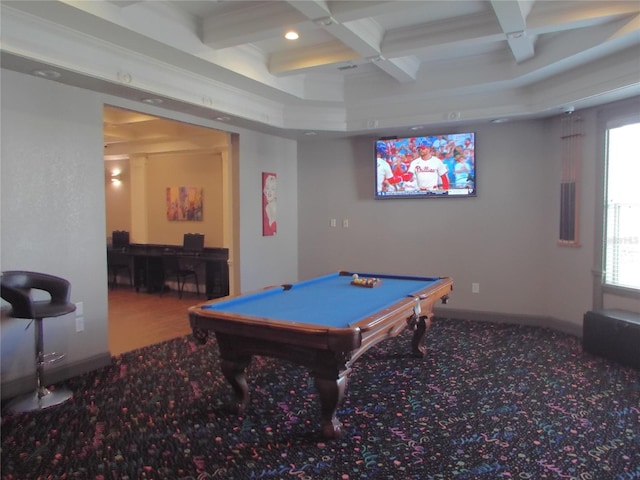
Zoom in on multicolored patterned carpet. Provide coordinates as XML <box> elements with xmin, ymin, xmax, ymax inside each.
<box><xmin>2</xmin><ymin>317</ymin><xmax>639</xmax><ymax>479</ymax></box>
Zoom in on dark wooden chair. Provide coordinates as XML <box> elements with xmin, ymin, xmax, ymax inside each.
<box><xmin>107</xmin><ymin>249</ymin><xmax>133</xmax><ymax>289</ymax></box>
<box><xmin>183</xmin><ymin>233</ymin><xmax>204</xmax><ymax>253</ymax></box>
<box><xmin>161</xmin><ymin>254</ymin><xmax>200</xmax><ymax>299</ymax></box>
<box><xmin>112</xmin><ymin>230</ymin><xmax>130</xmax><ymax>249</ymax></box>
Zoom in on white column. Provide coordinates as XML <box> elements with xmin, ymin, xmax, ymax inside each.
<box><xmin>129</xmin><ymin>155</ymin><xmax>149</xmax><ymax>244</ymax></box>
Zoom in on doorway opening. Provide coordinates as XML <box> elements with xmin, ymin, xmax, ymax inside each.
<box><xmin>104</xmin><ymin>105</ymin><xmax>237</xmax><ymax>354</ymax></box>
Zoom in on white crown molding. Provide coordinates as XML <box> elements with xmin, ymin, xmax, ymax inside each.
<box><xmin>1</xmin><ymin>2</ymin><xmax>639</xmax><ymax>136</ymax></box>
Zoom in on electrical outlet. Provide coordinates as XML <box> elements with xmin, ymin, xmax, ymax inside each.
<box><xmin>472</xmin><ymin>283</ymin><xmax>480</xmax><ymax>294</ymax></box>
<box><xmin>343</xmin><ymin>219</ymin><xmax>349</xmax><ymax>228</ymax></box>
<box><xmin>76</xmin><ymin>316</ymin><xmax>84</xmax><ymax>332</ymax></box>
<box><xmin>330</xmin><ymin>218</ymin><xmax>337</xmax><ymax>227</ymax></box>
<box><xmin>75</xmin><ymin>302</ymin><xmax>83</xmax><ymax>316</ymax></box>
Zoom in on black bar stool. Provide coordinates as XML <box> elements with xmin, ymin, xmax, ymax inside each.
<box><xmin>1</xmin><ymin>271</ymin><xmax>76</xmax><ymax>412</ymax></box>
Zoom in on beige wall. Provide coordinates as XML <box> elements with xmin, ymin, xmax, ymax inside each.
<box><xmin>296</xmin><ymin>107</ymin><xmax>639</xmax><ymax>332</ymax></box>
<box><xmin>105</xmin><ymin>160</ymin><xmax>131</xmax><ymax>239</ymax></box>
<box><xmin>3</xmin><ymin>62</ymin><xmax>636</xmax><ymax>399</ymax></box>
<box><xmin>105</xmin><ymin>153</ymin><xmax>224</xmax><ymax>247</ymax></box>
<box><xmin>1</xmin><ymin>69</ymin><xmax>111</xmax><ymax>391</ymax></box>
<box><xmin>1</xmin><ymin>69</ymin><xmax>300</xmax><ymax>397</ymax></box>
<box><xmin>146</xmin><ymin>152</ymin><xmax>224</xmax><ymax>247</ymax></box>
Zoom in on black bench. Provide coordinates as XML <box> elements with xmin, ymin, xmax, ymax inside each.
<box><xmin>583</xmin><ymin>309</ymin><xmax>640</xmax><ymax>370</ymax></box>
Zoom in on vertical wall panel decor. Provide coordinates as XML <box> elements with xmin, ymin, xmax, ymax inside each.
<box><xmin>559</xmin><ymin>114</ymin><xmax>584</xmax><ymax>246</ymax></box>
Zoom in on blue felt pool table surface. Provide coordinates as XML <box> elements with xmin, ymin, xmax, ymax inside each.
<box><xmin>200</xmin><ymin>272</ymin><xmax>443</xmax><ymax>328</ymax></box>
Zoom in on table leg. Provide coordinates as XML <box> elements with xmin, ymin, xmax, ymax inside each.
<box><xmin>220</xmin><ymin>357</ymin><xmax>251</xmax><ymax>414</ymax></box>
<box><xmin>411</xmin><ymin>314</ymin><xmax>432</xmax><ymax>358</ymax></box>
<box><xmin>313</xmin><ymin>373</ymin><xmax>349</xmax><ymax>439</ymax></box>
<box><xmin>192</xmin><ymin>327</ymin><xmax>208</xmax><ymax>345</ymax></box>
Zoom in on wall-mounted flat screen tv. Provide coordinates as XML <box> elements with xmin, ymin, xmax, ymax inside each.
<box><xmin>375</xmin><ymin>132</ymin><xmax>476</xmax><ymax>199</ymax></box>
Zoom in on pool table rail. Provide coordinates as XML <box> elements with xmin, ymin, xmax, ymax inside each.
<box><xmin>352</xmin><ymin>275</ymin><xmax>452</xmax><ymax>333</ymax></box>
<box><xmin>189</xmin><ymin>308</ymin><xmax>364</xmax><ymax>351</ymax></box>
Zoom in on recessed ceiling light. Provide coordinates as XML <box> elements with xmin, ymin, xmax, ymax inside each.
<box><xmin>285</xmin><ymin>31</ymin><xmax>299</xmax><ymax>40</ymax></box>
<box><xmin>491</xmin><ymin>118</ymin><xmax>510</xmax><ymax>124</ymax></box>
<box><xmin>215</xmin><ymin>116</ymin><xmax>230</xmax><ymax>122</ymax></box>
<box><xmin>141</xmin><ymin>98</ymin><xmax>163</xmax><ymax>105</ymax></box>
<box><xmin>410</xmin><ymin>126</ymin><xmax>424</xmax><ymax>131</ymax></box>
<box><xmin>304</xmin><ymin>131</ymin><xmax>317</xmax><ymax>136</ymax></box>
<box><xmin>507</xmin><ymin>31</ymin><xmax>525</xmax><ymax>39</ymax></box>
<box><xmin>32</xmin><ymin>69</ymin><xmax>61</xmax><ymax>79</ymax></box>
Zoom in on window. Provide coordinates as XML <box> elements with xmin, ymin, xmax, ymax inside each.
<box><xmin>603</xmin><ymin>119</ymin><xmax>640</xmax><ymax>290</ymax></box>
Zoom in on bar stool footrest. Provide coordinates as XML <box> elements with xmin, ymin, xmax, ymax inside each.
<box><xmin>4</xmin><ymin>386</ymin><xmax>73</xmax><ymax>413</ymax></box>
<box><xmin>41</xmin><ymin>352</ymin><xmax>66</xmax><ymax>366</ymax></box>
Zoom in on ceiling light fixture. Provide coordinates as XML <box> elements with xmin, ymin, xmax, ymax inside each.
<box><xmin>506</xmin><ymin>31</ymin><xmax>525</xmax><ymax>39</ymax></box>
<box><xmin>285</xmin><ymin>31</ymin><xmax>299</xmax><ymax>40</ymax></box>
<box><xmin>141</xmin><ymin>98</ymin><xmax>163</xmax><ymax>105</ymax></box>
<box><xmin>32</xmin><ymin>69</ymin><xmax>61</xmax><ymax>79</ymax></box>
<box><xmin>314</xmin><ymin>17</ymin><xmax>334</xmax><ymax>27</ymax></box>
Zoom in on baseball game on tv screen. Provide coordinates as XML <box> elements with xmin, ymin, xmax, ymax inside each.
<box><xmin>375</xmin><ymin>132</ymin><xmax>476</xmax><ymax>199</ymax></box>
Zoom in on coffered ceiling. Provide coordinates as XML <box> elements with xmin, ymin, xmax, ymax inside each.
<box><xmin>2</xmin><ymin>1</ymin><xmax>639</xmax><ymax>139</ymax></box>
<box><xmin>103</xmin><ymin>106</ymin><xmax>229</xmax><ymax>160</ymax></box>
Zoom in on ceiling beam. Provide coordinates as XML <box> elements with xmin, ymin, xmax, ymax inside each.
<box><xmin>202</xmin><ymin>2</ymin><xmax>307</xmax><ymax>50</ymax></box>
<box><xmin>286</xmin><ymin>0</ymin><xmax>417</xmax><ymax>82</ymax></box>
<box><xmin>490</xmin><ymin>0</ymin><xmax>535</xmax><ymax>63</ymax></box>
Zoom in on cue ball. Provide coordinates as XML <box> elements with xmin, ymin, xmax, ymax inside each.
<box><xmin>352</xmin><ymin>274</ymin><xmax>358</xmax><ymax>279</ymax></box>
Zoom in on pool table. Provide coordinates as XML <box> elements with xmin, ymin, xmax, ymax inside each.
<box><xmin>189</xmin><ymin>271</ymin><xmax>453</xmax><ymax>438</ymax></box>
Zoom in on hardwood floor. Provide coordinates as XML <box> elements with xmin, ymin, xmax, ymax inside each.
<box><xmin>108</xmin><ymin>287</ymin><xmax>204</xmax><ymax>356</ymax></box>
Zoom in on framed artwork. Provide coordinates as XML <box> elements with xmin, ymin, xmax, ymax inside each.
<box><xmin>166</xmin><ymin>186</ymin><xmax>203</xmax><ymax>221</ymax></box>
<box><xmin>262</xmin><ymin>172</ymin><xmax>277</xmax><ymax>236</ymax></box>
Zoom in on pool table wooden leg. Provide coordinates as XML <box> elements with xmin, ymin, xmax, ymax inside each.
<box><xmin>313</xmin><ymin>373</ymin><xmax>349</xmax><ymax>439</ymax></box>
<box><xmin>220</xmin><ymin>357</ymin><xmax>251</xmax><ymax>414</ymax></box>
<box><xmin>411</xmin><ymin>314</ymin><xmax>432</xmax><ymax>358</ymax></box>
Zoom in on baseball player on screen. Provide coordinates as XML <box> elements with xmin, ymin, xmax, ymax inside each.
<box><xmin>407</xmin><ymin>141</ymin><xmax>450</xmax><ymax>192</ymax></box>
